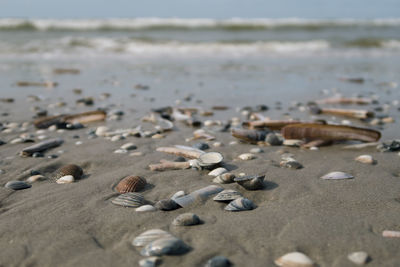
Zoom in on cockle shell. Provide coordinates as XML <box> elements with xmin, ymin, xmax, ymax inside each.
<box><xmin>274</xmin><ymin>252</ymin><xmax>315</xmax><ymax>267</ymax></box>
<box><xmin>56</xmin><ymin>175</ymin><xmax>75</xmax><ymax>184</ymax></box>
<box><xmin>208</xmin><ymin>167</ymin><xmax>228</xmax><ymax>177</ymax></box>
<box><xmin>115</xmin><ymin>175</ymin><xmax>147</xmax><ymax>193</ymax></box>
<box><xmin>54</xmin><ymin>164</ymin><xmax>83</xmax><ymax>180</ymax></box>
<box><xmin>172</xmin><ymin>213</ymin><xmax>200</xmax><ymax>226</ymax></box>
<box><xmin>234</xmin><ymin>175</ymin><xmax>265</xmax><ymax>190</ymax></box>
<box><xmin>173</xmin><ymin>185</ymin><xmax>224</xmax><ymax>208</ymax></box>
<box><xmin>355</xmin><ymin>155</ymin><xmax>375</xmax><ymax>165</ymax></box>
<box><xmin>320</xmin><ymin>171</ymin><xmax>354</xmax><ymax>180</ymax></box>
<box><xmin>225</xmin><ymin>197</ymin><xmax>255</xmax><ymax>211</ymax></box>
<box><xmin>141</xmin><ymin>237</ymin><xmax>189</xmax><ymax>256</ymax></box>
<box><xmin>213</xmin><ymin>173</ymin><xmax>236</xmax><ymax>184</ymax></box>
<box><xmin>155</xmin><ymin>199</ymin><xmax>179</xmax><ymax>211</ymax></box>
<box><xmin>132</xmin><ymin>229</ymin><xmax>174</xmax><ymax>247</ymax></box>
<box><xmin>213</xmin><ymin>189</ymin><xmax>242</xmax><ymax>202</ymax></box>
<box><xmin>205</xmin><ymin>256</ymin><xmax>231</xmax><ymax>267</ymax></box>
<box><xmin>112</xmin><ymin>192</ymin><xmax>145</xmax><ymax>208</ymax></box>
<box><xmin>5</xmin><ymin>181</ymin><xmax>31</xmax><ymax>190</ymax></box>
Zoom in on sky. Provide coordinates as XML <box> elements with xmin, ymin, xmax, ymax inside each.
<box><xmin>0</xmin><ymin>0</ymin><xmax>399</xmax><ymax>19</ymax></box>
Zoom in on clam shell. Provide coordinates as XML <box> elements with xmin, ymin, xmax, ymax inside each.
<box><xmin>225</xmin><ymin>197</ymin><xmax>255</xmax><ymax>211</ymax></box>
<box><xmin>355</xmin><ymin>155</ymin><xmax>375</xmax><ymax>164</ymax></box>
<box><xmin>348</xmin><ymin>251</ymin><xmax>369</xmax><ymax>265</ymax></box>
<box><xmin>132</xmin><ymin>229</ymin><xmax>174</xmax><ymax>247</ymax></box>
<box><xmin>56</xmin><ymin>175</ymin><xmax>75</xmax><ymax>184</ymax></box>
<box><xmin>274</xmin><ymin>252</ymin><xmax>315</xmax><ymax>267</ymax></box>
<box><xmin>173</xmin><ymin>185</ymin><xmax>224</xmax><ymax>208</ymax></box>
<box><xmin>234</xmin><ymin>175</ymin><xmax>265</xmax><ymax>190</ymax></box>
<box><xmin>213</xmin><ymin>190</ymin><xmax>242</xmax><ymax>202</ymax></box>
<box><xmin>208</xmin><ymin>167</ymin><xmax>228</xmax><ymax>177</ymax></box>
<box><xmin>198</xmin><ymin>152</ymin><xmax>223</xmax><ymax>169</ymax></box>
<box><xmin>280</xmin><ymin>160</ymin><xmax>303</xmax><ymax>169</ymax></box>
<box><xmin>213</xmin><ymin>173</ymin><xmax>236</xmax><ymax>184</ymax></box>
<box><xmin>320</xmin><ymin>171</ymin><xmax>354</xmax><ymax>180</ymax></box>
<box><xmin>115</xmin><ymin>175</ymin><xmax>147</xmax><ymax>193</ymax></box>
<box><xmin>140</xmin><ymin>237</ymin><xmax>189</xmax><ymax>256</ymax></box>
<box><xmin>112</xmin><ymin>192</ymin><xmax>145</xmax><ymax>208</ymax></box>
<box><xmin>205</xmin><ymin>256</ymin><xmax>232</xmax><ymax>267</ymax></box>
<box><xmin>172</xmin><ymin>213</ymin><xmax>200</xmax><ymax>226</ymax></box>
<box><xmin>155</xmin><ymin>199</ymin><xmax>179</xmax><ymax>211</ymax></box>
<box><xmin>5</xmin><ymin>181</ymin><xmax>31</xmax><ymax>190</ymax></box>
<box><xmin>54</xmin><ymin>164</ymin><xmax>83</xmax><ymax>180</ymax></box>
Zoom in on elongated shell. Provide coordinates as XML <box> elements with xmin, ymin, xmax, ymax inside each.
<box><xmin>112</xmin><ymin>192</ymin><xmax>145</xmax><ymax>208</ymax></box>
<box><xmin>21</xmin><ymin>138</ymin><xmax>64</xmax><ymax>156</ymax></box>
<box><xmin>225</xmin><ymin>197</ymin><xmax>255</xmax><ymax>211</ymax></box>
<box><xmin>63</xmin><ymin>110</ymin><xmax>106</xmax><ymax>124</ymax></box>
<box><xmin>34</xmin><ymin>115</ymin><xmax>66</xmax><ymax>129</ymax></box>
<box><xmin>54</xmin><ymin>164</ymin><xmax>83</xmax><ymax>180</ymax></box>
<box><xmin>234</xmin><ymin>175</ymin><xmax>265</xmax><ymax>190</ymax></box>
<box><xmin>231</xmin><ymin>129</ymin><xmax>267</xmax><ymax>144</ymax></box>
<box><xmin>115</xmin><ymin>175</ymin><xmax>147</xmax><ymax>193</ymax></box>
<box><xmin>132</xmin><ymin>229</ymin><xmax>174</xmax><ymax>247</ymax></box>
<box><xmin>275</xmin><ymin>252</ymin><xmax>315</xmax><ymax>267</ymax></box>
<box><xmin>320</xmin><ymin>171</ymin><xmax>354</xmax><ymax>180</ymax></box>
<box><xmin>281</xmin><ymin>123</ymin><xmax>381</xmax><ymax>142</ymax></box>
<box><xmin>213</xmin><ymin>189</ymin><xmax>242</xmax><ymax>202</ymax></box>
<box><xmin>174</xmin><ymin>185</ymin><xmax>223</xmax><ymax>208</ymax></box>
<box><xmin>140</xmin><ymin>237</ymin><xmax>189</xmax><ymax>256</ymax></box>
<box><xmin>5</xmin><ymin>181</ymin><xmax>31</xmax><ymax>190</ymax></box>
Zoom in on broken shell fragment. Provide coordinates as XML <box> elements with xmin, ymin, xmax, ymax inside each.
<box><xmin>234</xmin><ymin>175</ymin><xmax>265</xmax><ymax>190</ymax></box>
<box><xmin>208</xmin><ymin>167</ymin><xmax>228</xmax><ymax>177</ymax></box>
<box><xmin>140</xmin><ymin>237</ymin><xmax>189</xmax><ymax>257</ymax></box>
<box><xmin>213</xmin><ymin>189</ymin><xmax>242</xmax><ymax>202</ymax></box>
<box><xmin>115</xmin><ymin>176</ymin><xmax>147</xmax><ymax>193</ymax></box>
<box><xmin>320</xmin><ymin>171</ymin><xmax>354</xmax><ymax>180</ymax></box>
<box><xmin>54</xmin><ymin>164</ymin><xmax>83</xmax><ymax>180</ymax></box>
<box><xmin>225</xmin><ymin>197</ymin><xmax>255</xmax><ymax>211</ymax></box>
<box><xmin>275</xmin><ymin>252</ymin><xmax>315</xmax><ymax>267</ymax></box>
<box><xmin>112</xmin><ymin>192</ymin><xmax>145</xmax><ymax>208</ymax></box>
<box><xmin>172</xmin><ymin>213</ymin><xmax>201</xmax><ymax>226</ymax></box>
<box><xmin>56</xmin><ymin>175</ymin><xmax>75</xmax><ymax>184</ymax></box>
<box><xmin>136</xmin><ymin>205</ymin><xmax>157</xmax><ymax>212</ymax></box>
<box><xmin>213</xmin><ymin>173</ymin><xmax>236</xmax><ymax>184</ymax></box>
<box><xmin>27</xmin><ymin>175</ymin><xmax>46</xmax><ymax>183</ymax></box>
<box><xmin>355</xmin><ymin>155</ymin><xmax>375</xmax><ymax>165</ymax></box>
<box><xmin>139</xmin><ymin>257</ymin><xmax>161</xmax><ymax>267</ymax></box>
<box><xmin>382</xmin><ymin>230</ymin><xmax>400</xmax><ymax>238</ymax></box>
<box><xmin>5</xmin><ymin>181</ymin><xmax>31</xmax><ymax>190</ymax></box>
<box><xmin>231</xmin><ymin>129</ymin><xmax>267</xmax><ymax>144</ymax></box>
<box><xmin>132</xmin><ymin>229</ymin><xmax>174</xmax><ymax>247</ymax></box>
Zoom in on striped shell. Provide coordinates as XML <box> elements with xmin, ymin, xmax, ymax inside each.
<box><xmin>213</xmin><ymin>189</ymin><xmax>242</xmax><ymax>202</ymax></box>
<box><xmin>140</xmin><ymin>237</ymin><xmax>189</xmax><ymax>256</ymax></box>
<box><xmin>115</xmin><ymin>175</ymin><xmax>147</xmax><ymax>193</ymax></box>
<box><xmin>112</xmin><ymin>192</ymin><xmax>145</xmax><ymax>208</ymax></box>
<box><xmin>213</xmin><ymin>173</ymin><xmax>236</xmax><ymax>184</ymax></box>
<box><xmin>234</xmin><ymin>175</ymin><xmax>265</xmax><ymax>190</ymax></box>
<box><xmin>132</xmin><ymin>229</ymin><xmax>174</xmax><ymax>247</ymax></box>
<box><xmin>225</xmin><ymin>197</ymin><xmax>255</xmax><ymax>211</ymax></box>
<box><xmin>5</xmin><ymin>181</ymin><xmax>32</xmax><ymax>190</ymax></box>
<box><xmin>55</xmin><ymin>164</ymin><xmax>83</xmax><ymax>180</ymax></box>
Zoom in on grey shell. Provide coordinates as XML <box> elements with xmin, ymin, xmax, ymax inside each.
<box><xmin>234</xmin><ymin>175</ymin><xmax>265</xmax><ymax>190</ymax></box>
<box><xmin>5</xmin><ymin>181</ymin><xmax>32</xmax><ymax>190</ymax></box>
<box><xmin>132</xmin><ymin>229</ymin><xmax>173</xmax><ymax>247</ymax></box>
<box><xmin>111</xmin><ymin>192</ymin><xmax>145</xmax><ymax>208</ymax></box>
<box><xmin>213</xmin><ymin>190</ymin><xmax>242</xmax><ymax>202</ymax></box>
<box><xmin>140</xmin><ymin>237</ymin><xmax>189</xmax><ymax>256</ymax></box>
<box><xmin>225</xmin><ymin>197</ymin><xmax>255</xmax><ymax>211</ymax></box>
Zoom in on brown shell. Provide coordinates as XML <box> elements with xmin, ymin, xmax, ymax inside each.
<box><xmin>116</xmin><ymin>176</ymin><xmax>147</xmax><ymax>193</ymax></box>
<box><xmin>55</xmin><ymin>164</ymin><xmax>83</xmax><ymax>179</ymax></box>
<box><xmin>281</xmin><ymin>123</ymin><xmax>381</xmax><ymax>142</ymax></box>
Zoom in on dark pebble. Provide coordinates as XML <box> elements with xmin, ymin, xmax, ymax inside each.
<box><xmin>193</xmin><ymin>142</ymin><xmax>209</xmax><ymax>150</ymax></box>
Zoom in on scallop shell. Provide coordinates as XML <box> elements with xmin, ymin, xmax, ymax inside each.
<box><xmin>5</xmin><ymin>181</ymin><xmax>31</xmax><ymax>190</ymax></box>
<box><xmin>115</xmin><ymin>175</ymin><xmax>147</xmax><ymax>193</ymax></box>
<box><xmin>234</xmin><ymin>175</ymin><xmax>265</xmax><ymax>190</ymax></box>
<box><xmin>54</xmin><ymin>164</ymin><xmax>83</xmax><ymax>180</ymax></box>
<box><xmin>172</xmin><ymin>213</ymin><xmax>200</xmax><ymax>226</ymax></box>
<box><xmin>208</xmin><ymin>167</ymin><xmax>228</xmax><ymax>177</ymax></box>
<box><xmin>132</xmin><ymin>229</ymin><xmax>174</xmax><ymax>247</ymax></box>
<box><xmin>140</xmin><ymin>237</ymin><xmax>189</xmax><ymax>256</ymax></box>
<box><xmin>205</xmin><ymin>256</ymin><xmax>231</xmax><ymax>267</ymax></box>
<box><xmin>213</xmin><ymin>190</ymin><xmax>242</xmax><ymax>202</ymax></box>
<box><xmin>112</xmin><ymin>192</ymin><xmax>145</xmax><ymax>208</ymax></box>
<box><xmin>173</xmin><ymin>185</ymin><xmax>224</xmax><ymax>208</ymax></box>
<box><xmin>197</xmin><ymin>152</ymin><xmax>223</xmax><ymax>169</ymax></box>
<box><xmin>320</xmin><ymin>171</ymin><xmax>354</xmax><ymax>180</ymax></box>
<box><xmin>225</xmin><ymin>197</ymin><xmax>255</xmax><ymax>211</ymax></box>
<box><xmin>213</xmin><ymin>173</ymin><xmax>236</xmax><ymax>184</ymax></box>
<box><xmin>155</xmin><ymin>199</ymin><xmax>179</xmax><ymax>211</ymax></box>
<box><xmin>274</xmin><ymin>252</ymin><xmax>315</xmax><ymax>267</ymax></box>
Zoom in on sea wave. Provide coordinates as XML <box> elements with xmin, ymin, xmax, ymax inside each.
<box><xmin>1</xmin><ymin>18</ymin><xmax>400</xmax><ymax>31</ymax></box>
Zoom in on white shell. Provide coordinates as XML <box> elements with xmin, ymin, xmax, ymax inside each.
<box><xmin>140</xmin><ymin>237</ymin><xmax>189</xmax><ymax>256</ymax></box>
<box><xmin>173</xmin><ymin>185</ymin><xmax>223</xmax><ymax>208</ymax></box>
<box><xmin>275</xmin><ymin>252</ymin><xmax>315</xmax><ymax>267</ymax></box>
<box><xmin>238</xmin><ymin>153</ymin><xmax>256</xmax><ymax>161</ymax></box>
<box><xmin>208</xmin><ymin>167</ymin><xmax>228</xmax><ymax>177</ymax></box>
<box><xmin>355</xmin><ymin>155</ymin><xmax>375</xmax><ymax>164</ymax></box>
<box><xmin>348</xmin><ymin>251</ymin><xmax>369</xmax><ymax>265</ymax></box>
<box><xmin>283</xmin><ymin>139</ymin><xmax>305</xmax><ymax>147</ymax></box>
<box><xmin>320</xmin><ymin>171</ymin><xmax>354</xmax><ymax>180</ymax></box>
<box><xmin>27</xmin><ymin>175</ymin><xmax>46</xmax><ymax>183</ymax></box>
<box><xmin>136</xmin><ymin>205</ymin><xmax>157</xmax><ymax>212</ymax></box>
<box><xmin>56</xmin><ymin>175</ymin><xmax>75</xmax><ymax>184</ymax></box>
<box><xmin>198</xmin><ymin>152</ymin><xmax>223</xmax><ymax>167</ymax></box>
<box><xmin>212</xmin><ymin>173</ymin><xmax>236</xmax><ymax>184</ymax></box>
<box><xmin>132</xmin><ymin>229</ymin><xmax>173</xmax><ymax>247</ymax></box>
<box><xmin>95</xmin><ymin>126</ymin><xmax>109</xmax><ymax>136</ymax></box>
<box><xmin>172</xmin><ymin>213</ymin><xmax>200</xmax><ymax>226</ymax></box>
<box><xmin>225</xmin><ymin>197</ymin><xmax>255</xmax><ymax>211</ymax></box>
<box><xmin>121</xmin><ymin>142</ymin><xmax>137</xmax><ymax>150</ymax></box>
<box><xmin>171</xmin><ymin>190</ymin><xmax>185</xmax><ymax>201</ymax></box>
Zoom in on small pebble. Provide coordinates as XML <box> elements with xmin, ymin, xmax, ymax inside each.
<box><xmin>265</xmin><ymin>133</ymin><xmax>283</xmax><ymax>146</ymax></box>
<box><xmin>238</xmin><ymin>153</ymin><xmax>256</xmax><ymax>161</ymax></box>
<box><xmin>213</xmin><ymin>142</ymin><xmax>223</xmax><ymax>147</ymax></box>
<box><xmin>205</xmin><ymin>256</ymin><xmax>232</xmax><ymax>267</ymax></box>
<box><xmin>5</xmin><ymin>181</ymin><xmax>31</xmax><ymax>190</ymax></box>
<box><xmin>47</xmin><ymin>154</ymin><xmax>58</xmax><ymax>159</ymax></box>
<box><xmin>111</xmin><ymin>135</ymin><xmax>124</xmax><ymax>142</ymax></box>
<box><xmin>56</xmin><ymin>175</ymin><xmax>75</xmax><ymax>184</ymax></box>
<box><xmin>32</xmin><ymin>152</ymin><xmax>44</xmax><ymax>158</ymax></box>
<box><xmin>193</xmin><ymin>142</ymin><xmax>209</xmax><ymax>150</ymax></box>
<box><xmin>348</xmin><ymin>251</ymin><xmax>369</xmax><ymax>265</ymax></box>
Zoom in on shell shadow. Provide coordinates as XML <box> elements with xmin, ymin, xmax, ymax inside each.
<box><xmin>261</xmin><ymin>180</ymin><xmax>278</xmax><ymax>191</ymax></box>
<box><xmin>221</xmin><ymin>162</ymin><xmax>238</xmax><ymax>171</ymax></box>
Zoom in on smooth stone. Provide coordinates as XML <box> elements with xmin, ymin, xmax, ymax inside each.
<box><xmin>27</xmin><ymin>175</ymin><xmax>46</xmax><ymax>183</ymax></box>
<box><xmin>5</xmin><ymin>180</ymin><xmax>32</xmax><ymax>190</ymax></box>
<box><xmin>355</xmin><ymin>155</ymin><xmax>375</xmax><ymax>164</ymax></box>
<box><xmin>320</xmin><ymin>171</ymin><xmax>354</xmax><ymax>180</ymax></box>
<box><xmin>172</xmin><ymin>213</ymin><xmax>200</xmax><ymax>226</ymax></box>
<box><xmin>56</xmin><ymin>175</ymin><xmax>75</xmax><ymax>184</ymax></box>
<box><xmin>348</xmin><ymin>251</ymin><xmax>369</xmax><ymax>265</ymax></box>
<box><xmin>275</xmin><ymin>252</ymin><xmax>315</xmax><ymax>267</ymax></box>
<box><xmin>139</xmin><ymin>257</ymin><xmax>161</xmax><ymax>267</ymax></box>
<box><xmin>208</xmin><ymin>167</ymin><xmax>228</xmax><ymax>177</ymax></box>
<box><xmin>205</xmin><ymin>256</ymin><xmax>232</xmax><ymax>267</ymax></box>
<box><xmin>136</xmin><ymin>205</ymin><xmax>157</xmax><ymax>212</ymax></box>
<box><xmin>155</xmin><ymin>199</ymin><xmax>179</xmax><ymax>211</ymax></box>
<box><xmin>250</xmin><ymin>147</ymin><xmax>263</xmax><ymax>153</ymax></box>
<box><xmin>121</xmin><ymin>142</ymin><xmax>137</xmax><ymax>150</ymax></box>
<box><xmin>238</xmin><ymin>153</ymin><xmax>256</xmax><ymax>160</ymax></box>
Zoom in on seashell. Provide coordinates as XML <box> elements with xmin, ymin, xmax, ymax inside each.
<box><xmin>27</xmin><ymin>175</ymin><xmax>46</xmax><ymax>183</ymax></box>
<box><xmin>342</xmin><ymin>142</ymin><xmax>379</xmax><ymax>150</ymax></box>
<box><xmin>112</xmin><ymin>192</ymin><xmax>145</xmax><ymax>208</ymax></box>
<box><xmin>208</xmin><ymin>167</ymin><xmax>228</xmax><ymax>177</ymax></box>
<box><xmin>310</xmin><ymin>106</ymin><xmax>374</xmax><ymax>119</ymax></box>
<box><xmin>238</xmin><ymin>153</ymin><xmax>256</xmax><ymax>161</ymax></box>
<box><xmin>275</xmin><ymin>252</ymin><xmax>315</xmax><ymax>267</ymax></box>
<box><xmin>265</xmin><ymin>133</ymin><xmax>283</xmax><ymax>146</ymax></box>
<box><xmin>213</xmin><ymin>189</ymin><xmax>242</xmax><ymax>202</ymax></box>
<box><xmin>174</xmin><ymin>185</ymin><xmax>224</xmax><ymax>208</ymax></box>
<box><xmin>250</xmin><ymin>147</ymin><xmax>263</xmax><ymax>153</ymax></box>
<box><xmin>155</xmin><ymin>118</ymin><xmax>174</xmax><ymax>132</ymax></box>
<box><xmin>172</xmin><ymin>213</ymin><xmax>201</xmax><ymax>226</ymax></box>
<box><xmin>136</xmin><ymin>205</ymin><xmax>157</xmax><ymax>212</ymax></box>
<box><xmin>280</xmin><ymin>160</ymin><xmax>303</xmax><ymax>169</ymax></box>
<box><xmin>234</xmin><ymin>175</ymin><xmax>265</xmax><ymax>190</ymax></box>
<box><xmin>54</xmin><ymin>164</ymin><xmax>83</xmax><ymax>180</ymax></box>
<box><xmin>281</xmin><ymin>123</ymin><xmax>381</xmax><ymax>143</ymax></box>
<box><xmin>132</xmin><ymin>229</ymin><xmax>174</xmax><ymax>247</ymax></box>
<box><xmin>213</xmin><ymin>173</ymin><xmax>236</xmax><ymax>184</ymax></box>
<box><xmin>231</xmin><ymin>129</ymin><xmax>267</xmax><ymax>144</ymax></box>
<box><xmin>320</xmin><ymin>171</ymin><xmax>354</xmax><ymax>180</ymax></box>
<box><xmin>205</xmin><ymin>256</ymin><xmax>232</xmax><ymax>267</ymax></box>
<box><xmin>139</xmin><ymin>257</ymin><xmax>162</xmax><ymax>267</ymax></box>
<box><xmin>149</xmin><ymin>160</ymin><xmax>190</xmax><ymax>171</ymax></box>
<box><xmin>56</xmin><ymin>175</ymin><xmax>75</xmax><ymax>184</ymax></box>
<box><xmin>348</xmin><ymin>251</ymin><xmax>369</xmax><ymax>265</ymax></box>
<box><xmin>355</xmin><ymin>155</ymin><xmax>375</xmax><ymax>164</ymax></box>
<box><xmin>197</xmin><ymin>152</ymin><xmax>224</xmax><ymax>169</ymax></box>
<box><xmin>5</xmin><ymin>181</ymin><xmax>31</xmax><ymax>190</ymax></box>
<box><xmin>376</xmin><ymin>140</ymin><xmax>400</xmax><ymax>152</ymax></box>
<box><xmin>192</xmin><ymin>142</ymin><xmax>209</xmax><ymax>151</ymax></box>
<box><xmin>95</xmin><ymin>126</ymin><xmax>109</xmax><ymax>136</ymax></box>
<box><xmin>121</xmin><ymin>142</ymin><xmax>137</xmax><ymax>150</ymax></box>
<box><xmin>192</xmin><ymin>129</ymin><xmax>215</xmax><ymax>140</ymax></box>
<box><xmin>141</xmin><ymin>237</ymin><xmax>189</xmax><ymax>256</ymax></box>
<box><xmin>115</xmin><ymin>176</ymin><xmax>147</xmax><ymax>193</ymax></box>
<box><xmin>155</xmin><ymin>199</ymin><xmax>179</xmax><ymax>211</ymax></box>
<box><xmin>283</xmin><ymin>139</ymin><xmax>305</xmax><ymax>147</ymax></box>
<box><xmin>63</xmin><ymin>110</ymin><xmax>106</xmax><ymax>125</ymax></box>
<box><xmin>243</xmin><ymin>120</ymin><xmax>312</xmax><ymax>131</ymax></box>
<box><xmin>225</xmin><ymin>197</ymin><xmax>255</xmax><ymax>211</ymax></box>
<box><xmin>171</xmin><ymin>191</ymin><xmax>185</xmax><ymax>201</ymax></box>
<box><xmin>382</xmin><ymin>230</ymin><xmax>400</xmax><ymax>238</ymax></box>
<box><xmin>21</xmin><ymin>138</ymin><xmax>64</xmax><ymax>156</ymax></box>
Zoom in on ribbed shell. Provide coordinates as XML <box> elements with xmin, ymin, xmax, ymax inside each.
<box><xmin>112</xmin><ymin>192</ymin><xmax>145</xmax><ymax>208</ymax></box>
<box><xmin>225</xmin><ymin>197</ymin><xmax>255</xmax><ymax>211</ymax></box>
<box><xmin>234</xmin><ymin>175</ymin><xmax>265</xmax><ymax>190</ymax></box>
<box><xmin>140</xmin><ymin>237</ymin><xmax>189</xmax><ymax>256</ymax></box>
<box><xmin>116</xmin><ymin>175</ymin><xmax>147</xmax><ymax>193</ymax></box>
<box><xmin>55</xmin><ymin>164</ymin><xmax>83</xmax><ymax>180</ymax></box>
<box><xmin>213</xmin><ymin>190</ymin><xmax>242</xmax><ymax>202</ymax></box>
<box><xmin>132</xmin><ymin>229</ymin><xmax>173</xmax><ymax>247</ymax></box>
